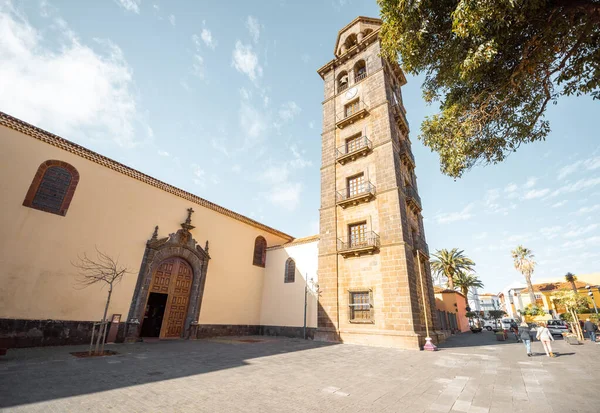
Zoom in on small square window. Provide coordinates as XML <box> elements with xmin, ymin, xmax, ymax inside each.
<box><xmin>349</xmin><ymin>290</ymin><xmax>373</xmax><ymax>323</ymax></box>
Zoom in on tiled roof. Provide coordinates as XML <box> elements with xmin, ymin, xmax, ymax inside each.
<box><xmin>522</xmin><ymin>281</ymin><xmax>588</xmax><ymax>293</ymax></box>
<box><xmin>0</xmin><ymin>111</ymin><xmax>294</xmax><ymax>241</ymax></box>
<box><xmin>267</xmin><ymin>234</ymin><xmax>319</xmax><ymax>250</ymax></box>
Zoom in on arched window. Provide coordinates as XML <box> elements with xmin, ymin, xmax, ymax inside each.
<box><xmin>253</xmin><ymin>236</ymin><xmax>267</xmax><ymax>267</ymax></box>
<box><xmin>337</xmin><ymin>71</ymin><xmax>349</xmax><ymax>92</ymax></box>
<box><xmin>354</xmin><ymin>60</ymin><xmax>367</xmax><ymax>82</ymax></box>
<box><xmin>284</xmin><ymin>258</ymin><xmax>295</xmax><ymax>283</ymax></box>
<box><xmin>23</xmin><ymin>160</ymin><xmax>79</xmax><ymax>216</ymax></box>
<box><xmin>344</xmin><ymin>33</ymin><xmax>357</xmax><ymax>50</ymax></box>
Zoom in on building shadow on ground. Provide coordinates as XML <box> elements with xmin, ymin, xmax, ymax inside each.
<box><xmin>437</xmin><ymin>331</ymin><xmax>567</xmax><ymax>350</ymax></box>
<box><xmin>0</xmin><ymin>337</ymin><xmax>338</xmax><ymax>408</ymax></box>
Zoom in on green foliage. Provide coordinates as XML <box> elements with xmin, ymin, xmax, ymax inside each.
<box><xmin>555</xmin><ymin>289</ymin><xmax>591</xmax><ymax>311</ymax></box>
<box><xmin>378</xmin><ymin>0</ymin><xmax>600</xmax><ymax>178</ymax></box>
<box><xmin>487</xmin><ymin>310</ymin><xmax>506</xmax><ymax>320</ymax></box>
<box><xmin>560</xmin><ymin>312</ymin><xmax>573</xmax><ymax>322</ymax></box>
<box><xmin>430</xmin><ymin>248</ymin><xmax>476</xmax><ymax>289</ymax></box>
<box><xmin>454</xmin><ymin>272</ymin><xmax>484</xmax><ymax>298</ymax></box>
<box><xmin>465</xmin><ymin>311</ymin><xmax>478</xmax><ymax>319</ymax></box>
<box><xmin>519</xmin><ymin>304</ymin><xmax>545</xmax><ymax>317</ymax></box>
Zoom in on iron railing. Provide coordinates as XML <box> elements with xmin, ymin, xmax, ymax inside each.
<box><xmin>335</xmin><ymin>136</ymin><xmax>372</xmax><ymax>159</ymax></box>
<box><xmin>354</xmin><ymin>72</ymin><xmax>367</xmax><ymax>83</ymax></box>
<box><xmin>392</xmin><ymin>103</ymin><xmax>410</xmax><ymax>132</ymax></box>
<box><xmin>336</xmin><ymin>181</ymin><xmax>376</xmax><ymax>203</ymax></box>
<box><xmin>399</xmin><ymin>140</ymin><xmax>415</xmax><ymax>164</ymax></box>
<box><xmin>337</xmin><ymin>231</ymin><xmax>380</xmax><ymax>252</ymax></box>
<box><xmin>338</xmin><ymin>101</ymin><xmax>368</xmax><ymax>121</ymax></box>
<box><xmin>404</xmin><ymin>185</ymin><xmax>422</xmax><ymax>208</ymax></box>
<box><xmin>338</xmin><ymin>82</ymin><xmax>348</xmax><ymax>92</ymax></box>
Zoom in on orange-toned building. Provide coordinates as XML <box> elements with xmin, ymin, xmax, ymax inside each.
<box><xmin>434</xmin><ymin>287</ymin><xmax>470</xmax><ymax>333</ymax></box>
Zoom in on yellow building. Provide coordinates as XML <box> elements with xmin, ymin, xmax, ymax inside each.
<box><xmin>519</xmin><ymin>279</ymin><xmax>600</xmax><ymax>316</ymax></box>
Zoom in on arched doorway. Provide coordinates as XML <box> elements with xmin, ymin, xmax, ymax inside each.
<box><xmin>140</xmin><ymin>257</ymin><xmax>193</xmax><ymax>339</ymax></box>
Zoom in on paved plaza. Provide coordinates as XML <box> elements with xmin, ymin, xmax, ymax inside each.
<box><xmin>1</xmin><ymin>332</ymin><xmax>599</xmax><ymax>412</ymax></box>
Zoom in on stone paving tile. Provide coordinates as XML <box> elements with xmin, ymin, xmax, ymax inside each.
<box><xmin>1</xmin><ymin>333</ymin><xmax>599</xmax><ymax>412</ymax></box>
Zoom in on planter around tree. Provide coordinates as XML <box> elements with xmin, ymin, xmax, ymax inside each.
<box><xmin>495</xmin><ymin>333</ymin><xmax>506</xmax><ymax>341</ymax></box>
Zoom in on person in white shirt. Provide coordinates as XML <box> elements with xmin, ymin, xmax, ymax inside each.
<box><xmin>536</xmin><ymin>323</ymin><xmax>555</xmax><ymax>357</ymax></box>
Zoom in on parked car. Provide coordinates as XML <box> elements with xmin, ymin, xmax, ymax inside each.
<box><xmin>500</xmin><ymin>318</ymin><xmax>517</xmax><ymax>330</ymax></box>
<box><xmin>546</xmin><ymin>319</ymin><xmax>570</xmax><ymax>336</ymax></box>
<box><xmin>483</xmin><ymin>319</ymin><xmax>501</xmax><ymax>331</ymax></box>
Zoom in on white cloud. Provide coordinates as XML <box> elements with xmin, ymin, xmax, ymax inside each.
<box><xmin>524</xmin><ymin>177</ymin><xmax>537</xmax><ymax>188</ymax></box>
<box><xmin>201</xmin><ymin>28</ymin><xmax>216</xmax><ymax>49</ymax></box>
<box><xmin>308</xmin><ymin>121</ymin><xmax>315</xmax><ymax>129</ymax></box>
<box><xmin>551</xmin><ymin>177</ymin><xmax>600</xmax><ymax>197</ymax></box>
<box><xmin>0</xmin><ymin>5</ymin><xmax>143</xmax><ymax>147</ymax></box>
<box><xmin>239</xmin><ymin>87</ymin><xmax>251</xmax><ymax>100</ymax></box>
<box><xmin>433</xmin><ymin>203</ymin><xmax>474</xmax><ymax>224</ymax></box>
<box><xmin>564</xmin><ymin>223</ymin><xmax>599</xmax><ymax>238</ymax></box>
<box><xmin>239</xmin><ymin>101</ymin><xmax>268</xmax><ymax>146</ymax></box>
<box><xmin>192</xmin><ymin>164</ymin><xmax>205</xmax><ymax>186</ymax></box>
<box><xmin>157</xmin><ymin>150</ymin><xmax>170</xmax><ymax>157</ymax></box>
<box><xmin>504</xmin><ymin>183</ymin><xmax>518</xmax><ymax>193</ymax></box>
<box><xmin>191</xmin><ymin>54</ymin><xmax>204</xmax><ymax>79</ymax></box>
<box><xmin>232</xmin><ymin>164</ymin><xmax>242</xmax><ymax>173</ymax></box>
<box><xmin>232</xmin><ymin>41</ymin><xmax>262</xmax><ymax>82</ymax></box>
<box><xmin>246</xmin><ymin>16</ymin><xmax>260</xmax><ymax>43</ymax></box>
<box><xmin>474</xmin><ymin>232</ymin><xmax>488</xmax><ymax>240</ymax></box>
<box><xmin>301</xmin><ymin>53</ymin><xmax>310</xmax><ymax>63</ymax></box>
<box><xmin>540</xmin><ymin>226</ymin><xmax>562</xmax><ymax>239</ymax></box>
<box><xmin>266</xmin><ymin>182</ymin><xmax>302</xmax><ymax>211</ymax></box>
<box><xmin>210</xmin><ymin>137</ymin><xmax>230</xmax><ymax>157</ymax></box>
<box><xmin>562</xmin><ymin>236</ymin><xmax>600</xmax><ymax>250</ymax></box>
<box><xmin>523</xmin><ymin>188</ymin><xmax>550</xmax><ymax>200</ymax></box>
<box><xmin>575</xmin><ymin>204</ymin><xmax>600</xmax><ymax>215</ymax></box>
<box><xmin>551</xmin><ymin>200</ymin><xmax>567</xmax><ymax>208</ymax></box>
<box><xmin>115</xmin><ymin>0</ymin><xmax>141</xmax><ymax>13</ymax></box>
<box><xmin>278</xmin><ymin>101</ymin><xmax>301</xmax><ymax>121</ymax></box>
<box><xmin>168</xmin><ymin>14</ymin><xmax>175</xmax><ymax>26</ymax></box>
<box><xmin>558</xmin><ymin>155</ymin><xmax>600</xmax><ymax>180</ymax></box>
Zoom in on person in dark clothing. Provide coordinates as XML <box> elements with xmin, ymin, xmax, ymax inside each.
<box><xmin>510</xmin><ymin>321</ymin><xmax>520</xmax><ymax>342</ymax></box>
<box><xmin>519</xmin><ymin>321</ymin><xmax>533</xmax><ymax>356</ymax></box>
<box><xmin>583</xmin><ymin>318</ymin><xmax>598</xmax><ymax>343</ymax></box>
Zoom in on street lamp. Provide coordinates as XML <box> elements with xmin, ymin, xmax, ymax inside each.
<box><xmin>585</xmin><ymin>285</ymin><xmax>599</xmax><ymax>315</ymax></box>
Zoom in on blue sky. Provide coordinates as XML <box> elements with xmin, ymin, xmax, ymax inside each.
<box><xmin>1</xmin><ymin>0</ymin><xmax>598</xmax><ymax>293</ymax></box>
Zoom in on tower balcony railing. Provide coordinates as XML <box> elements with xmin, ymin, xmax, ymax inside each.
<box><xmin>399</xmin><ymin>140</ymin><xmax>415</xmax><ymax>167</ymax></box>
<box><xmin>337</xmin><ymin>231</ymin><xmax>380</xmax><ymax>257</ymax></box>
<box><xmin>336</xmin><ymin>101</ymin><xmax>369</xmax><ymax>129</ymax></box>
<box><xmin>392</xmin><ymin>103</ymin><xmax>410</xmax><ymax>136</ymax></box>
<box><xmin>354</xmin><ymin>72</ymin><xmax>367</xmax><ymax>83</ymax></box>
<box><xmin>404</xmin><ymin>185</ymin><xmax>422</xmax><ymax>211</ymax></box>
<box><xmin>413</xmin><ymin>238</ymin><xmax>430</xmax><ymax>258</ymax></box>
<box><xmin>336</xmin><ymin>181</ymin><xmax>376</xmax><ymax>208</ymax></box>
<box><xmin>338</xmin><ymin>82</ymin><xmax>348</xmax><ymax>93</ymax></box>
<box><xmin>335</xmin><ymin>136</ymin><xmax>372</xmax><ymax>165</ymax></box>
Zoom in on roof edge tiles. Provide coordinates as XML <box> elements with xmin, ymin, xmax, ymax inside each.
<box><xmin>267</xmin><ymin>234</ymin><xmax>319</xmax><ymax>251</ymax></box>
<box><xmin>0</xmin><ymin>111</ymin><xmax>294</xmax><ymax>242</ymax></box>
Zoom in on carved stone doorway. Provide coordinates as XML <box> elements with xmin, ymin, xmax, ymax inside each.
<box><xmin>125</xmin><ymin>208</ymin><xmax>210</xmax><ymax>342</ymax></box>
<box><xmin>141</xmin><ymin>257</ymin><xmax>193</xmax><ymax>339</ymax></box>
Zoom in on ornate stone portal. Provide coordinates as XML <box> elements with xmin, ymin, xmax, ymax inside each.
<box><xmin>125</xmin><ymin>208</ymin><xmax>210</xmax><ymax>341</ymax></box>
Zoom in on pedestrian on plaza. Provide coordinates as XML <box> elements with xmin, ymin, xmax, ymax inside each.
<box><xmin>536</xmin><ymin>323</ymin><xmax>556</xmax><ymax>357</ymax></box>
<box><xmin>519</xmin><ymin>321</ymin><xmax>533</xmax><ymax>357</ymax></box>
<box><xmin>583</xmin><ymin>318</ymin><xmax>598</xmax><ymax>343</ymax></box>
<box><xmin>510</xmin><ymin>320</ymin><xmax>520</xmax><ymax>342</ymax></box>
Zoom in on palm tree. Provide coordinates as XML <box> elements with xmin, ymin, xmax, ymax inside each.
<box><xmin>431</xmin><ymin>248</ymin><xmax>476</xmax><ymax>289</ymax></box>
<box><xmin>564</xmin><ymin>272</ymin><xmax>578</xmax><ymax>293</ymax></box>
<box><xmin>454</xmin><ymin>272</ymin><xmax>484</xmax><ymax>299</ymax></box>
<box><xmin>511</xmin><ymin>245</ymin><xmax>537</xmax><ymax>305</ymax></box>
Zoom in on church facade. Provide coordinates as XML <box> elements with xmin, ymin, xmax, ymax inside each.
<box><xmin>0</xmin><ymin>17</ymin><xmax>442</xmax><ymax>350</ymax></box>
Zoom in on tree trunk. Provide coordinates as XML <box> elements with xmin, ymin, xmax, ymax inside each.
<box><xmin>570</xmin><ymin>281</ymin><xmax>577</xmax><ymax>294</ymax></box>
<box><xmin>447</xmin><ymin>271</ymin><xmax>454</xmax><ymax>289</ymax></box>
<box><xmin>95</xmin><ymin>285</ymin><xmax>113</xmax><ymax>355</ymax></box>
<box><xmin>525</xmin><ymin>273</ymin><xmax>536</xmax><ymax>307</ymax></box>
<box><xmin>461</xmin><ymin>286</ymin><xmax>468</xmax><ymax>299</ymax></box>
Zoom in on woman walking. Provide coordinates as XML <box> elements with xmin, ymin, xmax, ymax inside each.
<box><xmin>536</xmin><ymin>323</ymin><xmax>556</xmax><ymax>357</ymax></box>
<box><xmin>519</xmin><ymin>321</ymin><xmax>533</xmax><ymax>356</ymax></box>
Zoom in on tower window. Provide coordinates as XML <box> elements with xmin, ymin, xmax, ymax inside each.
<box><xmin>23</xmin><ymin>160</ymin><xmax>79</xmax><ymax>216</ymax></box>
<box><xmin>337</xmin><ymin>71</ymin><xmax>349</xmax><ymax>92</ymax></box>
<box><xmin>349</xmin><ymin>290</ymin><xmax>373</xmax><ymax>322</ymax></box>
<box><xmin>284</xmin><ymin>258</ymin><xmax>295</xmax><ymax>283</ymax></box>
<box><xmin>253</xmin><ymin>236</ymin><xmax>267</xmax><ymax>267</ymax></box>
<box><xmin>347</xmin><ymin>173</ymin><xmax>365</xmax><ymax>198</ymax></box>
<box><xmin>354</xmin><ymin>60</ymin><xmax>367</xmax><ymax>82</ymax></box>
<box><xmin>344</xmin><ymin>100</ymin><xmax>360</xmax><ymax>117</ymax></box>
<box><xmin>349</xmin><ymin>222</ymin><xmax>367</xmax><ymax>248</ymax></box>
<box><xmin>345</xmin><ymin>134</ymin><xmax>363</xmax><ymax>153</ymax></box>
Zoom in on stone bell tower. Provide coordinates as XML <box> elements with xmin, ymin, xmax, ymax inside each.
<box><xmin>315</xmin><ymin>16</ymin><xmax>441</xmax><ymax>349</ymax></box>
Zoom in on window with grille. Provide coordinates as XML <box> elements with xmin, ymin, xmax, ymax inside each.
<box><xmin>349</xmin><ymin>290</ymin><xmax>373</xmax><ymax>322</ymax></box>
<box><xmin>253</xmin><ymin>236</ymin><xmax>267</xmax><ymax>267</ymax></box>
<box><xmin>284</xmin><ymin>258</ymin><xmax>295</xmax><ymax>283</ymax></box>
<box><xmin>344</xmin><ymin>100</ymin><xmax>360</xmax><ymax>117</ymax></box>
<box><xmin>349</xmin><ymin>222</ymin><xmax>367</xmax><ymax>248</ymax></box>
<box><xmin>345</xmin><ymin>135</ymin><xmax>362</xmax><ymax>153</ymax></box>
<box><xmin>347</xmin><ymin>173</ymin><xmax>365</xmax><ymax>198</ymax></box>
<box><xmin>23</xmin><ymin>160</ymin><xmax>79</xmax><ymax>216</ymax></box>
